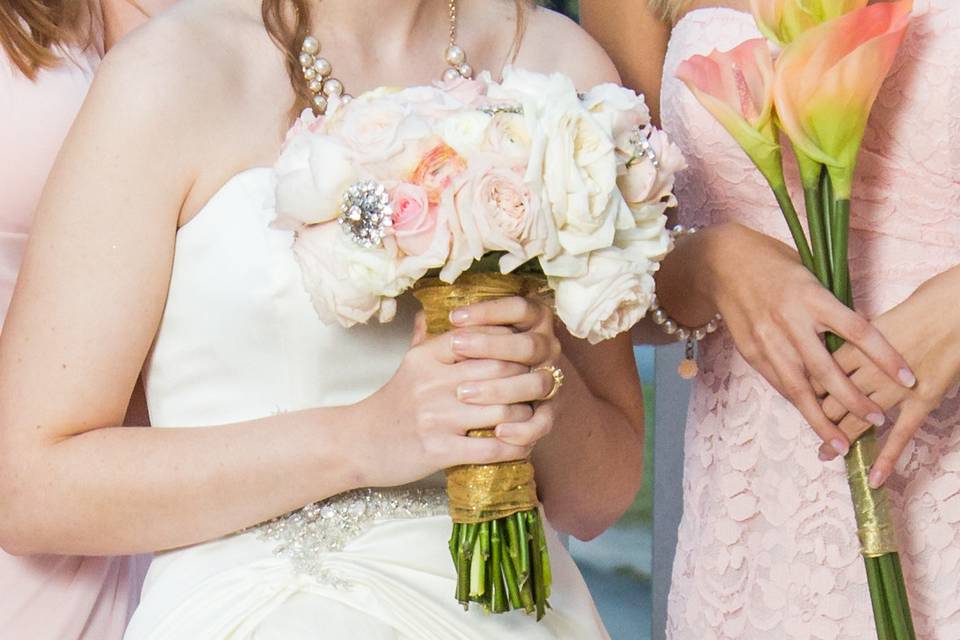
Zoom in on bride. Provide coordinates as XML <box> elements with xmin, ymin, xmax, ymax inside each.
<box><xmin>0</xmin><ymin>0</ymin><xmax>646</xmax><ymax>638</ymax></box>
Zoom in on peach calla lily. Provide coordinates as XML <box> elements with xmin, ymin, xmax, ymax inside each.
<box><xmin>751</xmin><ymin>0</ymin><xmax>868</xmax><ymax>47</ymax></box>
<box><xmin>773</xmin><ymin>0</ymin><xmax>912</xmax><ymax>197</ymax></box>
<box><xmin>677</xmin><ymin>38</ymin><xmax>785</xmax><ymax>189</ymax></box>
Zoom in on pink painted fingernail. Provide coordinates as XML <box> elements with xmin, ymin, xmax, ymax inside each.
<box><xmin>831</xmin><ymin>439</ymin><xmax>849</xmax><ymax>457</ymax></box>
<box><xmin>451</xmin><ymin>335</ymin><xmax>472</xmax><ymax>353</ymax></box>
<box><xmin>868</xmin><ymin>466</ymin><xmax>887</xmax><ymax>489</ymax></box>
<box><xmin>867</xmin><ymin>413</ymin><xmax>886</xmax><ymax>428</ymax></box>
<box><xmin>819</xmin><ymin>445</ymin><xmax>837</xmax><ymax>462</ymax></box>
<box><xmin>898</xmin><ymin>368</ymin><xmax>917</xmax><ymax>388</ymax></box>
<box><xmin>449</xmin><ymin>309</ymin><xmax>469</xmax><ymax>325</ymax></box>
<box><xmin>457</xmin><ymin>384</ymin><xmax>479</xmax><ymax>401</ymax></box>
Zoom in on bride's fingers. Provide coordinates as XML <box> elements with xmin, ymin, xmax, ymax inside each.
<box><xmin>449</xmin><ymin>296</ymin><xmax>548</xmax><ymax>332</ymax></box>
<box><xmin>457</xmin><ymin>370</ymin><xmax>553</xmax><ymax>405</ymax></box>
<box><xmin>495</xmin><ymin>402</ymin><xmax>555</xmax><ymax>447</ymax></box>
<box><xmin>816</xmin><ymin>295</ymin><xmax>916</xmax><ymax>389</ymax></box>
<box><xmin>454</xmin><ymin>436</ymin><xmax>533</xmax><ymax>466</ymax></box>
<box><xmin>870</xmin><ymin>402</ymin><xmax>931</xmax><ymax>488</ymax></box>
<box><xmin>450</xmin><ymin>328</ymin><xmax>558</xmax><ymax>366</ymax></box>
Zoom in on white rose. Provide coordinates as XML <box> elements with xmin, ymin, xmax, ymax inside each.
<box><xmin>292</xmin><ymin>222</ymin><xmax>403</xmax><ymax>327</ymax></box>
<box><xmin>275</xmin><ymin>134</ymin><xmax>358</xmax><ymax>227</ymax></box>
<box><xmin>581</xmin><ymin>83</ymin><xmax>652</xmax><ymax>156</ymax></box>
<box><xmin>550</xmin><ymin>227</ymin><xmax>664</xmax><ymax>344</ymax></box>
<box><xmin>619</xmin><ymin>128</ymin><xmax>687</xmax><ymax>225</ymax></box>
<box><xmin>491</xmin><ymin>68</ymin><xmax>634</xmax><ymax>277</ymax></box>
<box><xmin>439</xmin><ymin>111</ymin><xmax>492</xmax><ymax>157</ymax></box>
<box><xmin>335</xmin><ymin>92</ymin><xmax>431</xmax><ymax>162</ymax></box>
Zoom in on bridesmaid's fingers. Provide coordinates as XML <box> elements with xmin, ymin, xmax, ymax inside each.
<box><xmin>766</xmin><ymin>348</ymin><xmax>850</xmax><ymax>457</ymax></box>
<box><xmin>816</xmin><ymin>296</ymin><xmax>916</xmax><ymax>390</ymax></box>
<box><xmin>870</xmin><ymin>402</ymin><xmax>932</xmax><ymax>488</ymax></box>
<box><xmin>795</xmin><ymin>331</ymin><xmax>886</xmax><ymax>427</ymax></box>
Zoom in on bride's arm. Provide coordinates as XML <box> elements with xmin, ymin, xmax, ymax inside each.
<box><xmin>0</xmin><ymin>31</ymin><xmax>532</xmax><ymax>556</ymax></box>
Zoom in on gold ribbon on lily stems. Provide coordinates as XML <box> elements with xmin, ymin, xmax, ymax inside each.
<box><xmin>679</xmin><ymin>1</ymin><xmax>916</xmax><ymax>638</ymax></box>
<box><xmin>414</xmin><ymin>272</ymin><xmax>552</xmax><ymax>619</ymax></box>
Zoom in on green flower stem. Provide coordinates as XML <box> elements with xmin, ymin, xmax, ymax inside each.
<box><xmin>490</xmin><ymin>522</ymin><xmax>508</xmax><ymax>613</ymax></box>
<box><xmin>866</xmin><ymin>557</ymin><xmax>894</xmax><ymax>640</ymax></box>
<box><xmin>820</xmin><ymin>170</ymin><xmax>835</xmax><ymax>270</ymax></box>
<box><xmin>516</xmin><ymin>512</ymin><xmax>531</xmax><ymax>587</ymax></box>
<box><xmin>890</xmin><ymin>554</ymin><xmax>917</xmax><ymax>639</ymax></box>
<box><xmin>772</xmin><ymin>185</ymin><xmax>815</xmax><ymax>273</ymax></box>
<box><xmin>469</xmin><ymin>530</ymin><xmax>485</xmax><ymax>599</ymax></box>
<box><xmin>449</xmin><ymin>523</ymin><xmax>461</xmax><ymax>564</ymax></box>
<box><xmin>535</xmin><ymin>514</ymin><xmax>552</xmax><ymax>598</ymax></box>
<box><xmin>499</xmin><ymin>520</ymin><xmax>524</xmax><ymax>609</ymax></box>
<box><xmin>528</xmin><ymin>512</ymin><xmax>547</xmax><ymax>620</ymax></box>
<box><xmin>802</xmin><ymin>183</ymin><xmax>834</xmax><ymax>290</ymax></box>
<box><xmin>881</xmin><ymin>554</ymin><xmax>914</xmax><ymax>639</ymax></box>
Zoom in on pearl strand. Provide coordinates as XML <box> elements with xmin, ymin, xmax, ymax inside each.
<box><xmin>301</xmin><ymin>0</ymin><xmax>472</xmax><ymax>116</ymax></box>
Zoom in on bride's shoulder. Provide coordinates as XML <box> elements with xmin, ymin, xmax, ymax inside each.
<box><xmin>92</xmin><ymin>0</ymin><xmax>277</xmax><ymax>126</ymax></box>
<box><xmin>513</xmin><ymin>6</ymin><xmax>620</xmax><ymax>88</ymax></box>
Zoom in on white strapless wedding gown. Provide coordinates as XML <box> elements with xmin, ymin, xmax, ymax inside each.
<box><xmin>123</xmin><ymin>167</ymin><xmax>609</xmax><ymax>639</ymax></box>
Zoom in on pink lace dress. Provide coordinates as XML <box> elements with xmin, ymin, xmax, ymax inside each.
<box><xmin>0</xmin><ymin>41</ymin><xmax>145</xmax><ymax>640</ymax></box>
<box><xmin>660</xmin><ymin>3</ymin><xmax>960</xmax><ymax>638</ymax></box>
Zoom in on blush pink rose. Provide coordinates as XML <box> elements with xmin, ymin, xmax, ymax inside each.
<box><xmin>390</xmin><ymin>183</ymin><xmax>436</xmax><ymax>256</ymax></box>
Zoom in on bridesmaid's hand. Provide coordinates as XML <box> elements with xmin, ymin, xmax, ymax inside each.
<box><xmin>701</xmin><ymin>224</ymin><xmax>915</xmax><ymax>456</ymax></box>
<box><xmin>816</xmin><ymin>267</ymin><xmax>960</xmax><ymax>487</ymax></box>
<box><xmin>440</xmin><ymin>296</ymin><xmax>561</xmax><ymax>448</ymax></box>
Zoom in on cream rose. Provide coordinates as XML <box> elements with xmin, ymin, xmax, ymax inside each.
<box><xmin>451</xmin><ymin>157</ymin><xmax>557</xmax><ymax>275</ymax></box>
<box><xmin>619</xmin><ymin>128</ymin><xmax>687</xmax><ymax>225</ymax></box>
<box><xmin>292</xmin><ymin>222</ymin><xmax>404</xmax><ymax>327</ymax></box>
<box><xmin>336</xmin><ymin>93</ymin><xmax>430</xmax><ymax>162</ymax></box>
<box><xmin>550</xmin><ymin>231</ymin><xmax>660</xmax><ymax>344</ymax></box>
<box><xmin>275</xmin><ymin>134</ymin><xmax>358</xmax><ymax>227</ymax></box>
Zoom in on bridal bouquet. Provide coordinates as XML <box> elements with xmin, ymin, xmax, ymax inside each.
<box><xmin>678</xmin><ymin>1</ymin><xmax>915</xmax><ymax>638</ymax></box>
<box><xmin>273</xmin><ymin>67</ymin><xmax>683</xmax><ymax>617</ymax></box>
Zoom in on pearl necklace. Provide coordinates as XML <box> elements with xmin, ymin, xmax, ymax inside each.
<box><xmin>299</xmin><ymin>0</ymin><xmax>473</xmax><ymax>115</ymax></box>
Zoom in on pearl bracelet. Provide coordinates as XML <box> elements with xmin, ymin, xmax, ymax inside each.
<box><xmin>651</xmin><ymin>224</ymin><xmax>722</xmax><ymax>379</ymax></box>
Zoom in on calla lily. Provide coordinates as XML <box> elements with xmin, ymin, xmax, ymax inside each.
<box><xmin>751</xmin><ymin>0</ymin><xmax>868</xmax><ymax>46</ymax></box>
<box><xmin>773</xmin><ymin>0</ymin><xmax>912</xmax><ymax>197</ymax></box>
<box><xmin>677</xmin><ymin>38</ymin><xmax>786</xmax><ymax>189</ymax></box>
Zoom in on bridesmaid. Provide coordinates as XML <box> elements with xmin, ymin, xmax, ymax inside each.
<box><xmin>0</xmin><ymin>1</ymin><xmax>173</xmax><ymax>637</ymax></box>
<box><xmin>584</xmin><ymin>0</ymin><xmax>960</xmax><ymax>638</ymax></box>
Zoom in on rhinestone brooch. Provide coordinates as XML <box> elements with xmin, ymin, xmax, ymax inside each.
<box><xmin>338</xmin><ymin>180</ymin><xmax>393</xmax><ymax>248</ymax></box>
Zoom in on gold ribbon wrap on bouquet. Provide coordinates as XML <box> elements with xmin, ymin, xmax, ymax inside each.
<box><xmin>413</xmin><ymin>273</ymin><xmax>546</xmax><ymax>524</ymax></box>
<box><xmin>845</xmin><ymin>429</ymin><xmax>899</xmax><ymax>557</ymax></box>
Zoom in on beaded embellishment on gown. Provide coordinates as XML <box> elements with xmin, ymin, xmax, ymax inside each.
<box><xmin>660</xmin><ymin>3</ymin><xmax>960</xmax><ymax>638</ymax></box>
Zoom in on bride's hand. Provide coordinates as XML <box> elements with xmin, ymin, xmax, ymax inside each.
<box><xmin>816</xmin><ymin>267</ymin><xmax>960</xmax><ymax>487</ymax></box>
<box><xmin>443</xmin><ymin>295</ymin><xmax>561</xmax><ymax>447</ymax></box>
<box><xmin>359</xmin><ymin>300</ymin><xmax>554</xmax><ymax>487</ymax></box>
<box><xmin>697</xmin><ymin>224</ymin><xmax>914</xmax><ymax>456</ymax></box>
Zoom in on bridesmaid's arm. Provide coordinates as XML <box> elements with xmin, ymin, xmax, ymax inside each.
<box><xmin>580</xmin><ymin>0</ymin><xmax>671</xmax><ymax>125</ymax></box>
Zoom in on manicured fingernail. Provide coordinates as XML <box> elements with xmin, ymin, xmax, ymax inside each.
<box><xmin>867</xmin><ymin>413</ymin><xmax>886</xmax><ymax>428</ymax></box>
<box><xmin>457</xmin><ymin>384</ymin><xmax>479</xmax><ymax>401</ymax></box>
<box><xmin>869</xmin><ymin>466</ymin><xmax>887</xmax><ymax>489</ymax></box>
<box><xmin>451</xmin><ymin>335</ymin><xmax>471</xmax><ymax>353</ymax></box>
<box><xmin>898</xmin><ymin>368</ymin><xmax>917</xmax><ymax>388</ymax></box>
<box><xmin>449</xmin><ymin>309</ymin><xmax>469</xmax><ymax>325</ymax></box>
<box><xmin>819</xmin><ymin>445</ymin><xmax>837</xmax><ymax>462</ymax></box>
<box><xmin>831</xmin><ymin>439</ymin><xmax>849</xmax><ymax>457</ymax></box>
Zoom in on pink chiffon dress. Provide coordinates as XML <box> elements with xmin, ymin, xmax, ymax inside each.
<box><xmin>661</xmin><ymin>2</ymin><xmax>960</xmax><ymax>638</ymax></box>
<box><xmin>0</xmin><ymin>39</ymin><xmax>145</xmax><ymax>640</ymax></box>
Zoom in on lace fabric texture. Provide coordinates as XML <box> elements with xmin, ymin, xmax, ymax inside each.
<box><xmin>660</xmin><ymin>4</ymin><xmax>960</xmax><ymax>638</ymax></box>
